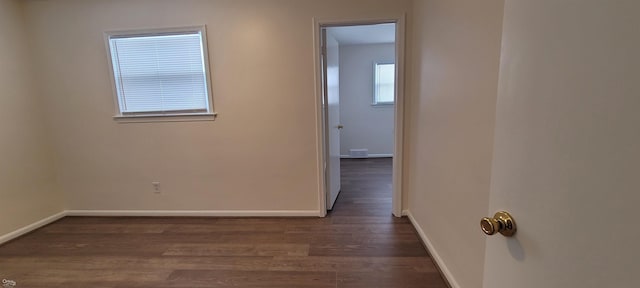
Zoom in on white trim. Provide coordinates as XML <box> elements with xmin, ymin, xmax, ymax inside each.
<box><xmin>313</xmin><ymin>19</ymin><xmax>328</xmax><ymax>218</ymax></box>
<box><xmin>391</xmin><ymin>15</ymin><xmax>407</xmax><ymax>218</ymax></box>
<box><xmin>114</xmin><ymin>112</ymin><xmax>217</xmax><ymax>123</ymax></box>
<box><xmin>340</xmin><ymin>154</ymin><xmax>393</xmax><ymax>159</ymax></box>
<box><xmin>0</xmin><ymin>211</ymin><xmax>67</xmax><ymax>245</ymax></box>
<box><xmin>65</xmin><ymin>210</ymin><xmax>320</xmax><ymax>217</ymax></box>
<box><xmin>405</xmin><ymin>210</ymin><xmax>460</xmax><ymax>288</ymax></box>
<box><xmin>0</xmin><ymin>209</ymin><xmax>323</xmax><ymax>245</ymax></box>
<box><xmin>401</xmin><ymin>209</ymin><xmax>409</xmax><ymax>216</ymax></box>
<box><xmin>313</xmin><ymin>15</ymin><xmax>407</xmax><ymax>218</ymax></box>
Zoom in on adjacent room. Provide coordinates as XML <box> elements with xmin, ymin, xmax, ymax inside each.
<box><xmin>323</xmin><ymin>24</ymin><xmax>397</xmax><ymax>217</ymax></box>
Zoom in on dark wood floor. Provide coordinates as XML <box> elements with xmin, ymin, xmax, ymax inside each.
<box><xmin>0</xmin><ymin>158</ymin><xmax>447</xmax><ymax>288</ymax></box>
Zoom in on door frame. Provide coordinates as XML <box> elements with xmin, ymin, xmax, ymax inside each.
<box><xmin>313</xmin><ymin>15</ymin><xmax>407</xmax><ymax>217</ymax></box>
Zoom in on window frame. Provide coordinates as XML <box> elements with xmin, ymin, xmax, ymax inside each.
<box><xmin>372</xmin><ymin>62</ymin><xmax>396</xmax><ymax>106</ymax></box>
<box><xmin>104</xmin><ymin>26</ymin><xmax>216</xmax><ymax>122</ymax></box>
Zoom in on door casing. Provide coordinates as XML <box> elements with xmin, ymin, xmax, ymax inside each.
<box><xmin>313</xmin><ymin>15</ymin><xmax>407</xmax><ymax>217</ymax></box>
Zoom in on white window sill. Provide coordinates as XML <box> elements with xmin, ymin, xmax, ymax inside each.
<box><xmin>113</xmin><ymin>112</ymin><xmax>217</xmax><ymax>123</ymax></box>
<box><xmin>372</xmin><ymin>103</ymin><xmax>395</xmax><ymax>107</ymax></box>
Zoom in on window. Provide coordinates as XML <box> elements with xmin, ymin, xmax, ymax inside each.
<box><xmin>373</xmin><ymin>63</ymin><xmax>395</xmax><ymax>105</ymax></box>
<box><xmin>106</xmin><ymin>26</ymin><xmax>214</xmax><ymax>119</ymax></box>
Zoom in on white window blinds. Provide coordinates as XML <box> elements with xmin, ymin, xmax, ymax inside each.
<box><xmin>374</xmin><ymin>63</ymin><xmax>395</xmax><ymax>105</ymax></box>
<box><xmin>107</xmin><ymin>28</ymin><xmax>211</xmax><ymax>115</ymax></box>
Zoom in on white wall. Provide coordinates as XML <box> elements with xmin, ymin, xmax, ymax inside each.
<box><xmin>22</xmin><ymin>0</ymin><xmax>412</xmax><ymax>213</ymax></box>
<box><xmin>339</xmin><ymin>44</ymin><xmax>395</xmax><ymax>156</ymax></box>
<box><xmin>0</xmin><ymin>0</ymin><xmax>64</xmax><ymax>236</ymax></box>
<box><xmin>406</xmin><ymin>0</ymin><xmax>504</xmax><ymax>287</ymax></box>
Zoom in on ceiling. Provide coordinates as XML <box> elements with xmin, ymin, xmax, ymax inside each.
<box><xmin>326</xmin><ymin>23</ymin><xmax>396</xmax><ymax>45</ymax></box>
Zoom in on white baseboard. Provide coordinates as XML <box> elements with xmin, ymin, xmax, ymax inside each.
<box><xmin>0</xmin><ymin>211</ymin><xmax>66</xmax><ymax>245</ymax></box>
<box><xmin>340</xmin><ymin>154</ymin><xmax>393</xmax><ymax>159</ymax></box>
<box><xmin>0</xmin><ymin>209</ymin><xmax>320</xmax><ymax>245</ymax></box>
<box><xmin>405</xmin><ymin>210</ymin><xmax>460</xmax><ymax>288</ymax></box>
<box><xmin>65</xmin><ymin>210</ymin><xmax>320</xmax><ymax>217</ymax></box>
<box><xmin>401</xmin><ymin>209</ymin><xmax>409</xmax><ymax>216</ymax></box>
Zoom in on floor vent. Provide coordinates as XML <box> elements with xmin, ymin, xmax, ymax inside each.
<box><xmin>349</xmin><ymin>149</ymin><xmax>369</xmax><ymax>158</ymax></box>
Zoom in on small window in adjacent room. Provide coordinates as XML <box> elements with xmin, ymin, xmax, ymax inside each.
<box><xmin>105</xmin><ymin>26</ymin><xmax>215</xmax><ymax>120</ymax></box>
<box><xmin>373</xmin><ymin>63</ymin><xmax>395</xmax><ymax>105</ymax></box>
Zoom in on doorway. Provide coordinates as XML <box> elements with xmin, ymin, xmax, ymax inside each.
<box><xmin>315</xmin><ymin>18</ymin><xmax>406</xmax><ymax>217</ymax></box>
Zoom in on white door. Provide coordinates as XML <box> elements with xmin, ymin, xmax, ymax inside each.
<box><xmin>323</xmin><ymin>29</ymin><xmax>341</xmax><ymax>210</ymax></box>
<box><xmin>484</xmin><ymin>1</ymin><xmax>640</xmax><ymax>287</ymax></box>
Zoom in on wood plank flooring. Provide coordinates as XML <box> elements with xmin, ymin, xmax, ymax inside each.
<box><xmin>0</xmin><ymin>158</ymin><xmax>447</xmax><ymax>287</ymax></box>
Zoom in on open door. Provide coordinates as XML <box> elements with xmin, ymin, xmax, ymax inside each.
<box><xmin>321</xmin><ymin>28</ymin><xmax>341</xmax><ymax>210</ymax></box>
<box><xmin>483</xmin><ymin>1</ymin><xmax>639</xmax><ymax>287</ymax></box>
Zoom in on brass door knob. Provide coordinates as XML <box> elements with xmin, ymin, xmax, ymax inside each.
<box><xmin>480</xmin><ymin>211</ymin><xmax>516</xmax><ymax>237</ymax></box>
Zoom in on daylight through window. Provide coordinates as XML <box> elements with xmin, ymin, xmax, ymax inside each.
<box><xmin>106</xmin><ymin>27</ymin><xmax>213</xmax><ymax>117</ymax></box>
<box><xmin>374</xmin><ymin>63</ymin><xmax>395</xmax><ymax>105</ymax></box>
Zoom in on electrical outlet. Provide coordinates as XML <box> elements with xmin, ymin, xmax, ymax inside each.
<box><xmin>152</xmin><ymin>182</ymin><xmax>161</xmax><ymax>193</ymax></box>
